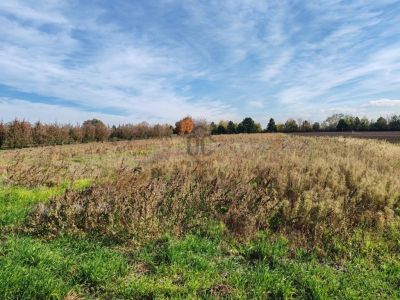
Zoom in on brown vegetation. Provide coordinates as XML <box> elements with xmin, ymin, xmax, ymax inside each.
<box><xmin>175</xmin><ymin>116</ymin><xmax>194</xmax><ymax>135</ymax></box>
<box><xmin>0</xmin><ymin>119</ymin><xmax>172</xmax><ymax>149</ymax></box>
<box><xmin>291</xmin><ymin>131</ymin><xmax>400</xmax><ymax>143</ymax></box>
<box><xmin>2</xmin><ymin>134</ymin><xmax>396</xmax><ymax>248</ymax></box>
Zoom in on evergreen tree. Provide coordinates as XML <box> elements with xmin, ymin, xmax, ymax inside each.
<box><xmin>227</xmin><ymin>121</ymin><xmax>237</xmax><ymax>134</ymax></box>
<box><xmin>216</xmin><ymin>123</ymin><xmax>227</xmax><ymax>134</ymax></box>
<box><xmin>239</xmin><ymin>117</ymin><xmax>258</xmax><ymax>133</ymax></box>
<box><xmin>209</xmin><ymin>122</ymin><xmax>218</xmax><ymax>135</ymax></box>
<box><xmin>266</xmin><ymin>118</ymin><xmax>277</xmax><ymax>132</ymax></box>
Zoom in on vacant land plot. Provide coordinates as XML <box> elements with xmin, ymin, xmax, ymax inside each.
<box><xmin>291</xmin><ymin>131</ymin><xmax>400</xmax><ymax>143</ymax></box>
<box><xmin>1</xmin><ymin>134</ymin><xmax>400</xmax><ymax>299</ymax></box>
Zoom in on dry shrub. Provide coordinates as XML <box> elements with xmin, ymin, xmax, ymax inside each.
<box><xmin>23</xmin><ymin>134</ymin><xmax>400</xmax><ymax>246</ymax></box>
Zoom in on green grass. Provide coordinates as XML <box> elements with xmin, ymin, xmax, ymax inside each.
<box><xmin>0</xmin><ymin>235</ymin><xmax>128</xmax><ymax>299</ymax></box>
<box><xmin>0</xmin><ymin>185</ymin><xmax>399</xmax><ymax>299</ymax></box>
<box><xmin>0</xmin><ymin>179</ymin><xmax>91</xmax><ymax>228</ymax></box>
<box><xmin>0</xmin><ymin>187</ymin><xmax>61</xmax><ymax>227</ymax></box>
<box><xmin>1</xmin><ymin>231</ymin><xmax>399</xmax><ymax>299</ymax></box>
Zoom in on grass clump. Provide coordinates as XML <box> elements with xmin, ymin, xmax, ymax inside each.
<box><xmin>0</xmin><ymin>186</ymin><xmax>62</xmax><ymax>228</ymax></box>
<box><xmin>0</xmin><ymin>235</ymin><xmax>129</xmax><ymax>299</ymax></box>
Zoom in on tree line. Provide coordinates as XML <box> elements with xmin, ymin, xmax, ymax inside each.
<box><xmin>209</xmin><ymin>114</ymin><xmax>400</xmax><ymax>134</ymax></box>
<box><xmin>1</xmin><ymin>114</ymin><xmax>400</xmax><ymax>149</ymax></box>
<box><xmin>0</xmin><ymin>119</ymin><xmax>173</xmax><ymax>149</ymax></box>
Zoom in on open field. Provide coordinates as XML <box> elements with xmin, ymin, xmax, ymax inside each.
<box><xmin>1</xmin><ymin>134</ymin><xmax>400</xmax><ymax>299</ymax></box>
<box><xmin>291</xmin><ymin>131</ymin><xmax>400</xmax><ymax>143</ymax></box>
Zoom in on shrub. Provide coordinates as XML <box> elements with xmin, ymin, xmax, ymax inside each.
<box><xmin>6</xmin><ymin>119</ymin><xmax>32</xmax><ymax>148</ymax></box>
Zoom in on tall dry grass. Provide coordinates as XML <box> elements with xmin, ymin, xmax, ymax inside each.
<box><xmin>1</xmin><ymin>134</ymin><xmax>399</xmax><ymax>246</ymax></box>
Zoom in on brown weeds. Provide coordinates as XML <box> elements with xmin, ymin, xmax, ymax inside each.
<box><xmin>14</xmin><ymin>134</ymin><xmax>399</xmax><ymax>247</ymax></box>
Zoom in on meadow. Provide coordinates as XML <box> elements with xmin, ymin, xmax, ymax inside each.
<box><xmin>0</xmin><ymin>134</ymin><xmax>400</xmax><ymax>299</ymax></box>
<box><xmin>291</xmin><ymin>131</ymin><xmax>400</xmax><ymax>144</ymax></box>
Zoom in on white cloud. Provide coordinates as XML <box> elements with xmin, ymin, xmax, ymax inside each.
<box><xmin>367</xmin><ymin>99</ymin><xmax>400</xmax><ymax>107</ymax></box>
<box><xmin>0</xmin><ymin>98</ymin><xmax>126</xmax><ymax>124</ymax></box>
<box><xmin>260</xmin><ymin>50</ymin><xmax>292</xmax><ymax>82</ymax></box>
<box><xmin>249</xmin><ymin>100</ymin><xmax>264</xmax><ymax>108</ymax></box>
<box><xmin>0</xmin><ymin>97</ymin><xmax>235</xmax><ymax>124</ymax></box>
<box><xmin>0</xmin><ymin>0</ymin><xmax>399</xmax><ymax>123</ymax></box>
<box><xmin>0</xmin><ymin>1</ymin><xmax>237</xmax><ymax>124</ymax></box>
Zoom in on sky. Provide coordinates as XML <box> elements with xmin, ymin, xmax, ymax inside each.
<box><xmin>0</xmin><ymin>0</ymin><xmax>400</xmax><ymax>125</ymax></box>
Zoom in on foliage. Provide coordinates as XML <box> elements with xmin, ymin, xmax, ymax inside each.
<box><xmin>217</xmin><ymin>121</ymin><xmax>228</xmax><ymax>135</ymax></box>
<box><xmin>227</xmin><ymin>121</ymin><xmax>237</xmax><ymax>134</ymax></box>
<box><xmin>300</xmin><ymin>120</ymin><xmax>312</xmax><ymax>132</ymax></box>
<box><xmin>0</xmin><ymin>122</ymin><xmax>6</xmax><ymax>148</ymax></box>
<box><xmin>371</xmin><ymin>117</ymin><xmax>389</xmax><ymax>131</ymax></box>
<box><xmin>312</xmin><ymin>122</ymin><xmax>320</xmax><ymax>131</ymax></box>
<box><xmin>82</xmin><ymin>119</ymin><xmax>109</xmax><ymax>142</ymax></box>
<box><xmin>337</xmin><ymin>119</ymin><xmax>351</xmax><ymax>131</ymax></box>
<box><xmin>175</xmin><ymin>116</ymin><xmax>194</xmax><ymax>135</ymax></box>
<box><xmin>6</xmin><ymin>119</ymin><xmax>32</xmax><ymax>148</ymax></box>
<box><xmin>237</xmin><ymin>117</ymin><xmax>260</xmax><ymax>133</ymax></box>
<box><xmin>284</xmin><ymin>119</ymin><xmax>299</xmax><ymax>132</ymax></box>
<box><xmin>266</xmin><ymin>118</ymin><xmax>277</xmax><ymax>132</ymax></box>
<box><xmin>0</xmin><ymin>119</ymin><xmax>172</xmax><ymax>149</ymax></box>
<box><xmin>1</xmin><ymin>114</ymin><xmax>399</xmax><ymax>150</ymax></box>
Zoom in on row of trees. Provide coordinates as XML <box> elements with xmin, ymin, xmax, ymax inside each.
<box><xmin>297</xmin><ymin>114</ymin><xmax>400</xmax><ymax>132</ymax></box>
<box><xmin>1</xmin><ymin>114</ymin><xmax>400</xmax><ymax>149</ymax></box>
<box><xmin>0</xmin><ymin>119</ymin><xmax>173</xmax><ymax>149</ymax></box>
<box><xmin>210</xmin><ymin>118</ymin><xmax>263</xmax><ymax>135</ymax></box>
<box><xmin>209</xmin><ymin>114</ymin><xmax>400</xmax><ymax>135</ymax></box>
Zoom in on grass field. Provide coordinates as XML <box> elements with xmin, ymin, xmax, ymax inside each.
<box><xmin>1</xmin><ymin>134</ymin><xmax>400</xmax><ymax>299</ymax></box>
<box><xmin>291</xmin><ymin>131</ymin><xmax>400</xmax><ymax>143</ymax></box>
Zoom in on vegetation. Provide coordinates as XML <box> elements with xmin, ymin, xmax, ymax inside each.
<box><xmin>0</xmin><ymin>119</ymin><xmax>173</xmax><ymax>149</ymax></box>
<box><xmin>0</xmin><ymin>134</ymin><xmax>400</xmax><ymax>299</ymax></box>
<box><xmin>175</xmin><ymin>116</ymin><xmax>194</xmax><ymax>135</ymax></box>
<box><xmin>266</xmin><ymin>118</ymin><xmax>277</xmax><ymax>133</ymax></box>
<box><xmin>1</xmin><ymin>114</ymin><xmax>400</xmax><ymax>150</ymax></box>
<box><xmin>211</xmin><ymin>114</ymin><xmax>400</xmax><ymax>135</ymax></box>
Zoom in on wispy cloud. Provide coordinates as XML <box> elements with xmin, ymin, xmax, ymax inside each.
<box><xmin>260</xmin><ymin>51</ymin><xmax>292</xmax><ymax>82</ymax></box>
<box><xmin>367</xmin><ymin>99</ymin><xmax>400</xmax><ymax>107</ymax></box>
<box><xmin>248</xmin><ymin>100</ymin><xmax>264</xmax><ymax>109</ymax></box>
<box><xmin>0</xmin><ymin>0</ymin><xmax>399</xmax><ymax>124</ymax></box>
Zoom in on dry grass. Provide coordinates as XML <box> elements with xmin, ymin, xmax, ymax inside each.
<box><xmin>291</xmin><ymin>131</ymin><xmax>400</xmax><ymax>143</ymax></box>
<box><xmin>1</xmin><ymin>134</ymin><xmax>399</xmax><ymax>247</ymax></box>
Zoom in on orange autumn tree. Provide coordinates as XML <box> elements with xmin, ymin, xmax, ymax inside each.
<box><xmin>175</xmin><ymin>116</ymin><xmax>194</xmax><ymax>135</ymax></box>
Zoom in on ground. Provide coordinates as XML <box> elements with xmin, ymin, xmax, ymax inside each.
<box><xmin>0</xmin><ymin>134</ymin><xmax>399</xmax><ymax>299</ymax></box>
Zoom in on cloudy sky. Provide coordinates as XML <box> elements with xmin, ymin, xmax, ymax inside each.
<box><xmin>0</xmin><ymin>0</ymin><xmax>400</xmax><ymax>125</ymax></box>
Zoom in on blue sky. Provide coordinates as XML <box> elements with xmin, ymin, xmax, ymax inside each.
<box><xmin>0</xmin><ymin>0</ymin><xmax>400</xmax><ymax>125</ymax></box>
